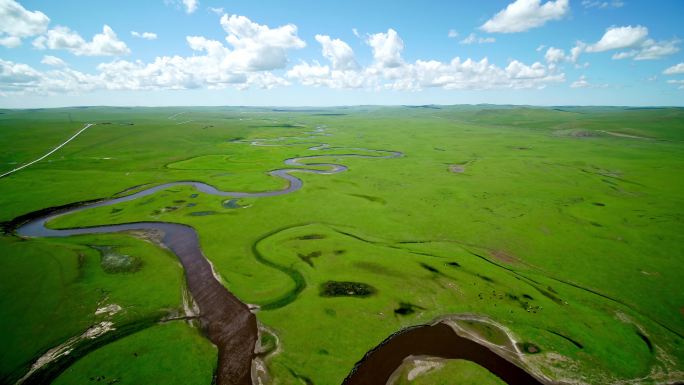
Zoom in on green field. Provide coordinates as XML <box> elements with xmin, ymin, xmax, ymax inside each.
<box><xmin>0</xmin><ymin>105</ymin><xmax>682</xmax><ymax>384</ymax></box>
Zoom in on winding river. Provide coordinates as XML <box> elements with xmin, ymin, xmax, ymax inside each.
<box><xmin>7</xmin><ymin>138</ymin><xmax>546</xmax><ymax>385</ymax></box>
<box><xmin>343</xmin><ymin>322</ymin><xmax>545</xmax><ymax>385</ymax></box>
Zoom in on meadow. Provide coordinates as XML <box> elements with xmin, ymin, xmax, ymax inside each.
<box><xmin>0</xmin><ymin>105</ymin><xmax>682</xmax><ymax>384</ymax></box>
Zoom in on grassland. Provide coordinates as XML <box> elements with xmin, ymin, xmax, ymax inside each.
<box><xmin>0</xmin><ymin>105</ymin><xmax>682</xmax><ymax>384</ymax></box>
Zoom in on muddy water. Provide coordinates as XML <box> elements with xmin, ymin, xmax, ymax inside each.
<box><xmin>17</xmin><ymin>220</ymin><xmax>257</xmax><ymax>385</ymax></box>
<box><xmin>343</xmin><ymin>322</ymin><xmax>546</xmax><ymax>385</ymax></box>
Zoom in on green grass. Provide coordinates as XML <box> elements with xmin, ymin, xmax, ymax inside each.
<box><xmin>52</xmin><ymin>321</ymin><xmax>216</xmax><ymax>385</ymax></box>
<box><xmin>1</xmin><ymin>106</ymin><xmax>682</xmax><ymax>384</ymax></box>
<box><xmin>0</xmin><ymin>233</ymin><xmax>186</xmax><ymax>383</ymax></box>
<box><xmin>392</xmin><ymin>359</ymin><xmax>507</xmax><ymax>385</ymax></box>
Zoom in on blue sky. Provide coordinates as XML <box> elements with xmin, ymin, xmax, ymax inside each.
<box><xmin>1</xmin><ymin>0</ymin><xmax>683</xmax><ymax>107</ymax></box>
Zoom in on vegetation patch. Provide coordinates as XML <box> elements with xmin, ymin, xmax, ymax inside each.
<box><xmin>296</xmin><ymin>234</ymin><xmax>326</xmax><ymax>240</ymax></box>
<box><xmin>92</xmin><ymin>246</ymin><xmax>143</xmax><ymax>274</ymax></box>
<box><xmin>394</xmin><ymin>302</ymin><xmax>425</xmax><ymax>316</ymax></box>
<box><xmin>187</xmin><ymin>211</ymin><xmax>217</xmax><ymax>216</ymax></box>
<box><xmin>419</xmin><ymin>263</ymin><xmax>440</xmax><ymax>274</ymax></box>
<box><xmin>348</xmin><ymin>193</ymin><xmax>386</xmax><ymax>204</ymax></box>
<box><xmin>257</xmin><ymin>330</ymin><xmax>278</xmax><ymax>355</ymax></box>
<box><xmin>319</xmin><ymin>281</ymin><xmax>377</xmax><ymax>298</ymax></box>
<box><xmin>223</xmin><ymin>199</ymin><xmax>242</xmax><ymax>209</ymax></box>
<box><xmin>298</xmin><ymin>251</ymin><xmax>322</xmax><ymax>267</ymax></box>
<box><xmin>517</xmin><ymin>342</ymin><xmax>542</xmax><ymax>354</ymax></box>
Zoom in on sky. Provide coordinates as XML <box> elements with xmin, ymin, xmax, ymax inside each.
<box><xmin>1</xmin><ymin>0</ymin><xmax>683</xmax><ymax>107</ymax></box>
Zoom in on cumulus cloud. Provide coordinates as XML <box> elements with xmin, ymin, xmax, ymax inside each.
<box><xmin>542</xmin><ymin>46</ymin><xmax>587</xmax><ymax>69</ymax></box>
<box><xmin>571</xmin><ymin>25</ymin><xmax>679</xmax><ymax>62</ymax></box>
<box><xmin>448</xmin><ymin>29</ymin><xmax>459</xmax><ymax>38</ymax></box>
<box><xmin>0</xmin><ymin>0</ymin><xmax>50</xmax><ymax>47</ymax></box>
<box><xmin>570</xmin><ymin>75</ymin><xmax>590</xmax><ymax>88</ymax></box>
<box><xmin>165</xmin><ymin>0</ymin><xmax>198</xmax><ymax>14</ymax></box>
<box><xmin>286</xmin><ymin>62</ymin><xmax>369</xmax><ymax>89</ymax></box>
<box><xmin>0</xmin><ymin>14</ymin><xmax>308</xmax><ymax>95</ymax></box>
<box><xmin>288</xmin><ymin>28</ymin><xmax>563</xmax><ymax>91</ymax></box>
<box><xmin>33</xmin><ymin>25</ymin><xmax>130</xmax><ymax>56</ymax></box>
<box><xmin>663</xmin><ymin>63</ymin><xmax>684</xmax><ymax>75</ymax></box>
<box><xmin>367</xmin><ymin>29</ymin><xmax>404</xmax><ymax>68</ymax></box>
<box><xmin>284</xmin><ymin>35</ymin><xmax>362</xmax><ymax>89</ymax></box>
<box><xmin>315</xmin><ymin>35</ymin><xmax>357</xmax><ymax>70</ymax></box>
<box><xmin>182</xmin><ymin>0</ymin><xmax>198</xmax><ymax>13</ymax></box>
<box><xmin>544</xmin><ymin>47</ymin><xmax>566</xmax><ymax>63</ymax></box>
<box><xmin>480</xmin><ymin>0</ymin><xmax>569</xmax><ymax>33</ymax></box>
<box><xmin>0</xmin><ymin>36</ymin><xmax>21</xmax><ymax>48</ymax></box>
<box><xmin>629</xmin><ymin>38</ymin><xmax>680</xmax><ymax>60</ymax></box>
<box><xmin>220</xmin><ymin>14</ymin><xmax>305</xmax><ymax>71</ymax></box>
<box><xmin>586</xmin><ymin>25</ymin><xmax>648</xmax><ymax>52</ymax></box>
<box><xmin>131</xmin><ymin>31</ymin><xmax>157</xmax><ymax>40</ymax></box>
<box><xmin>1</xmin><ymin>22</ymin><xmax>565</xmax><ymax>96</ymax></box>
<box><xmin>0</xmin><ymin>58</ymin><xmax>101</xmax><ymax>94</ymax></box>
<box><xmin>41</xmin><ymin>55</ymin><xmax>66</xmax><ymax>67</ymax></box>
<box><xmin>459</xmin><ymin>33</ymin><xmax>496</xmax><ymax>45</ymax></box>
<box><xmin>569</xmin><ymin>75</ymin><xmax>607</xmax><ymax>88</ymax></box>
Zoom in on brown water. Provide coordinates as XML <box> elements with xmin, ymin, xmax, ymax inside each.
<box><xmin>343</xmin><ymin>322</ymin><xmax>546</xmax><ymax>385</ymax></box>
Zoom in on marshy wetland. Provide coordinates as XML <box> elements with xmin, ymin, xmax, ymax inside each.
<box><xmin>0</xmin><ymin>106</ymin><xmax>683</xmax><ymax>385</ymax></box>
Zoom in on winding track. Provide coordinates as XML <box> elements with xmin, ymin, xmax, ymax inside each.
<box><xmin>0</xmin><ymin>123</ymin><xmax>94</xmax><ymax>179</ymax></box>
<box><xmin>11</xmin><ymin>141</ymin><xmax>401</xmax><ymax>385</ymax></box>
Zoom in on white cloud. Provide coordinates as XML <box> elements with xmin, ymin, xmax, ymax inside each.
<box><xmin>352</xmin><ymin>28</ymin><xmax>360</xmax><ymax>38</ymax></box>
<box><xmin>544</xmin><ymin>47</ymin><xmax>566</xmax><ymax>63</ymax></box>
<box><xmin>570</xmin><ymin>42</ymin><xmax>586</xmax><ymax>62</ymax></box>
<box><xmin>41</xmin><ymin>55</ymin><xmax>66</xmax><ymax>67</ymax></box>
<box><xmin>288</xmin><ymin>28</ymin><xmax>564</xmax><ymax>91</ymax></box>
<box><xmin>0</xmin><ymin>59</ymin><xmax>41</xmax><ymax>87</ymax></box>
<box><xmin>0</xmin><ymin>0</ymin><xmax>50</xmax><ymax>47</ymax></box>
<box><xmin>459</xmin><ymin>33</ymin><xmax>496</xmax><ymax>45</ymax></box>
<box><xmin>182</xmin><ymin>0</ymin><xmax>198</xmax><ymax>14</ymax></box>
<box><xmin>166</xmin><ymin>0</ymin><xmax>198</xmax><ymax>14</ymax></box>
<box><xmin>569</xmin><ymin>75</ymin><xmax>608</xmax><ymax>88</ymax></box>
<box><xmin>220</xmin><ymin>14</ymin><xmax>305</xmax><ymax>71</ymax></box>
<box><xmin>632</xmin><ymin>38</ymin><xmax>680</xmax><ymax>60</ymax></box>
<box><xmin>0</xmin><ymin>24</ymin><xmax>566</xmax><ymax>96</ymax></box>
<box><xmin>448</xmin><ymin>29</ymin><xmax>459</xmax><ymax>38</ymax></box>
<box><xmin>666</xmin><ymin>79</ymin><xmax>684</xmax><ymax>89</ymax></box>
<box><xmin>581</xmin><ymin>0</ymin><xmax>624</xmax><ymax>9</ymax></box>
<box><xmin>543</xmin><ymin>46</ymin><xmax>584</xmax><ymax>68</ymax></box>
<box><xmin>663</xmin><ymin>63</ymin><xmax>684</xmax><ymax>75</ymax></box>
<box><xmin>0</xmin><ymin>35</ymin><xmax>21</xmax><ymax>48</ymax></box>
<box><xmin>315</xmin><ymin>35</ymin><xmax>358</xmax><ymax>70</ymax></box>
<box><xmin>367</xmin><ymin>28</ymin><xmax>404</xmax><ymax>68</ymax></box>
<box><xmin>536</xmin><ymin>44</ymin><xmax>546</xmax><ymax>52</ymax></box>
<box><xmin>131</xmin><ymin>31</ymin><xmax>158</xmax><ymax>40</ymax></box>
<box><xmin>0</xmin><ymin>14</ymin><xmax>304</xmax><ymax>95</ymax></box>
<box><xmin>33</xmin><ymin>25</ymin><xmax>130</xmax><ymax>56</ymax></box>
<box><xmin>586</xmin><ymin>25</ymin><xmax>648</xmax><ymax>52</ymax></box>
<box><xmin>610</xmin><ymin>50</ymin><xmax>636</xmax><ymax>60</ymax></box>
<box><xmin>480</xmin><ymin>0</ymin><xmax>569</xmax><ymax>33</ymax></box>
<box><xmin>208</xmin><ymin>7</ymin><xmax>224</xmax><ymax>15</ymax></box>
<box><xmin>0</xmin><ymin>58</ymin><xmax>101</xmax><ymax>94</ymax></box>
<box><xmin>570</xmin><ymin>75</ymin><xmax>590</xmax><ymax>88</ymax></box>
<box><xmin>286</xmin><ymin>62</ymin><xmax>369</xmax><ymax>89</ymax></box>
<box><xmin>575</xmin><ymin>25</ymin><xmax>679</xmax><ymax>61</ymax></box>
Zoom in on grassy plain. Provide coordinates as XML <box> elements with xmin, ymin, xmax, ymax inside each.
<box><xmin>0</xmin><ymin>106</ymin><xmax>682</xmax><ymax>384</ymax></box>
